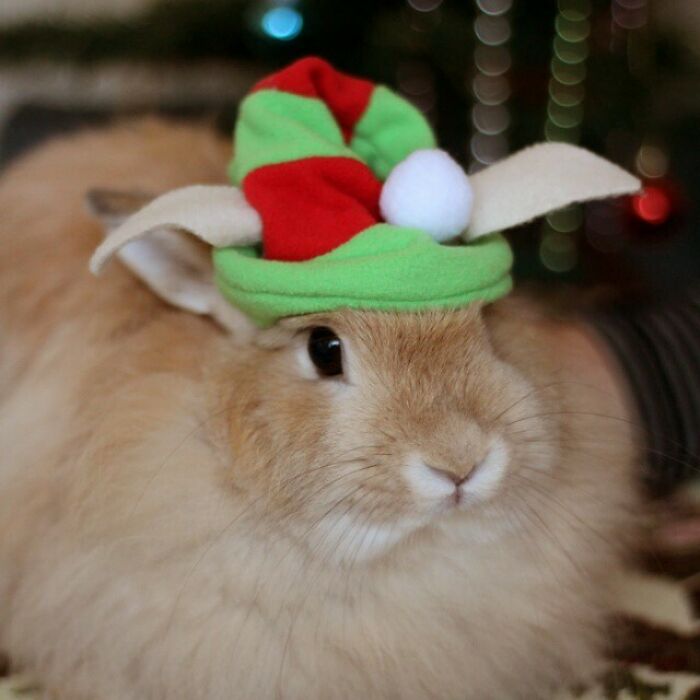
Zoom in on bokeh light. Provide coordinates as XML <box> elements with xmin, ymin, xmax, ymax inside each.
<box><xmin>539</xmin><ymin>230</ymin><xmax>579</xmax><ymax>272</ymax></box>
<box><xmin>632</xmin><ymin>185</ymin><xmax>672</xmax><ymax>225</ymax></box>
<box><xmin>261</xmin><ymin>6</ymin><xmax>303</xmax><ymax>41</ymax></box>
<box><xmin>470</xmin><ymin>0</ymin><xmax>512</xmax><ymax>168</ymax></box>
<box><xmin>407</xmin><ymin>0</ymin><xmax>443</xmax><ymax>12</ymax></box>
<box><xmin>540</xmin><ymin>0</ymin><xmax>591</xmax><ymax>273</ymax></box>
<box><xmin>636</xmin><ymin>144</ymin><xmax>669</xmax><ymax>179</ymax></box>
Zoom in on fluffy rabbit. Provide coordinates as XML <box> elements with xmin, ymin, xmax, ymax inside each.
<box><xmin>0</xmin><ymin>120</ymin><xmax>640</xmax><ymax>699</ymax></box>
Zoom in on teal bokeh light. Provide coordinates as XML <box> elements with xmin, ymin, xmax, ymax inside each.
<box><xmin>261</xmin><ymin>6</ymin><xmax>303</xmax><ymax>41</ymax></box>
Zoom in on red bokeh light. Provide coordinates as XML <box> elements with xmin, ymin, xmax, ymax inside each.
<box><xmin>631</xmin><ymin>185</ymin><xmax>672</xmax><ymax>225</ymax></box>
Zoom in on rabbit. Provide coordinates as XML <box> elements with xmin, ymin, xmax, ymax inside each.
<box><xmin>0</xmin><ymin>119</ymin><xmax>641</xmax><ymax>700</ymax></box>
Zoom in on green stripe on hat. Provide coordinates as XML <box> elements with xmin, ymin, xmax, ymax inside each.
<box><xmin>213</xmin><ymin>226</ymin><xmax>512</xmax><ymax>327</ymax></box>
<box><xmin>229</xmin><ymin>90</ymin><xmax>362</xmax><ymax>185</ymax></box>
<box><xmin>351</xmin><ymin>86</ymin><xmax>436</xmax><ymax>181</ymax></box>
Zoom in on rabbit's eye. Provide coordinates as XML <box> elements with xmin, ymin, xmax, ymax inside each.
<box><xmin>307</xmin><ymin>326</ymin><xmax>343</xmax><ymax>377</ymax></box>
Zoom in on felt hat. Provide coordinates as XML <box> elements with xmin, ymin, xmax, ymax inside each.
<box><xmin>91</xmin><ymin>57</ymin><xmax>641</xmax><ymax>327</ymax></box>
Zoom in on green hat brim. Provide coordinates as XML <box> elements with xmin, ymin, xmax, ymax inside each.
<box><xmin>213</xmin><ymin>225</ymin><xmax>512</xmax><ymax>327</ymax></box>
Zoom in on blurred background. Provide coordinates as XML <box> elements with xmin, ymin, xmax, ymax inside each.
<box><xmin>0</xmin><ymin>0</ymin><xmax>698</xmax><ymax>297</ymax></box>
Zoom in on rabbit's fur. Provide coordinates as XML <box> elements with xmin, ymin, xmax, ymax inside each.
<box><xmin>0</xmin><ymin>120</ymin><xmax>640</xmax><ymax>699</ymax></box>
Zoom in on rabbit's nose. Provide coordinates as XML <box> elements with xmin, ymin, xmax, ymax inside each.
<box><xmin>404</xmin><ymin>436</ymin><xmax>509</xmax><ymax>504</ymax></box>
<box><xmin>404</xmin><ymin>457</ymin><xmax>480</xmax><ymax>502</ymax></box>
<box><xmin>424</xmin><ymin>464</ymin><xmax>473</xmax><ymax>487</ymax></box>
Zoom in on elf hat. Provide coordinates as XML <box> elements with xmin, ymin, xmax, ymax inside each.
<box><xmin>91</xmin><ymin>57</ymin><xmax>640</xmax><ymax>327</ymax></box>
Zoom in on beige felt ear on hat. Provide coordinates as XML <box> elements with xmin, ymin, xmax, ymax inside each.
<box><xmin>89</xmin><ymin>184</ymin><xmax>262</xmax><ymax>274</ymax></box>
<box><xmin>87</xmin><ymin>185</ymin><xmax>262</xmax><ymax>339</ymax></box>
<box><xmin>464</xmin><ymin>143</ymin><xmax>641</xmax><ymax>240</ymax></box>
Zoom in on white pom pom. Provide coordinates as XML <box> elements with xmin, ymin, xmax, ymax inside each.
<box><xmin>379</xmin><ymin>149</ymin><xmax>473</xmax><ymax>242</ymax></box>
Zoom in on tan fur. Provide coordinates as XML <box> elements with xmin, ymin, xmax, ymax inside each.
<box><xmin>0</xmin><ymin>120</ymin><xmax>640</xmax><ymax>699</ymax></box>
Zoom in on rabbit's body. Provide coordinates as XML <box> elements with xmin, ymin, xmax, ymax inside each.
<box><xmin>0</xmin><ymin>121</ymin><xmax>639</xmax><ymax>699</ymax></box>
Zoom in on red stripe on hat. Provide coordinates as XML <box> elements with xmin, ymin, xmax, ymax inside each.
<box><xmin>252</xmin><ymin>57</ymin><xmax>374</xmax><ymax>143</ymax></box>
<box><xmin>244</xmin><ymin>157</ymin><xmax>382</xmax><ymax>262</ymax></box>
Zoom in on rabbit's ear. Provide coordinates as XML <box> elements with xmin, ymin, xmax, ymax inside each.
<box><xmin>465</xmin><ymin>143</ymin><xmax>641</xmax><ymax>240</ymax></box>
<box><xmin>85</xmin><ymin>188</ymin><xmax>156</xmax><ymax>230</ymax></box>
<box><xmin>88</xmin><ymin>185</ymin><xmax>262</xmax><ymax>273</ymax></box>
<box><xmin>87</xmin><ymin>185</ymin><xmax>260</xmax><ymax>339</ymax></box>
